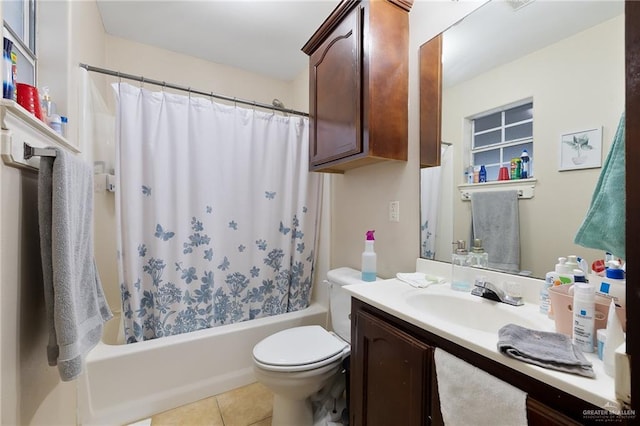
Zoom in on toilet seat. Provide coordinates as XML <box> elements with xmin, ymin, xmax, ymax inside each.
<box><xmin>253</xmin><ymin>325</ymin><xmax>349</xmax><ymax>372</ymax></box>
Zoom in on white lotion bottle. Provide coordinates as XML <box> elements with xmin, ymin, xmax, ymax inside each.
<box><xmin>572</xmin><ymin>282</ymin><xmax>595</xmax><ymax>353</ymax></box>
<box><xmin>361</xmin><ymin>230</ymin><xmax>376</xmax><ymax>282</ymax></box>
<box><xmin>603</xmin><ymin>299</ymin><xmax>625</xmax><ymax>377</ymax></box>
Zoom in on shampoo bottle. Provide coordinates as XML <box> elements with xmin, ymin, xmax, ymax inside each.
<box><xmin>572</xmin><ymin>282</ymin><xmax>595</xmax><ymax>353</ymax></box>
<box><xmin>361</xmin><ymin>230</ymin><xmax>376</xmax><ymax>282</ymax></box>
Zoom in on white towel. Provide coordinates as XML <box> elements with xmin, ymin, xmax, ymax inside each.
<box><xmin>38</xmin><ymin>148</ymin><xmax>113</xmax><ymax>381</ymax></box>
<box><xmin>471</xmin><ymin>190</ymin><xmax>520</xmax><ymax>273</ymax></box>
<box><xmin>395</xmin><ymin>272</ymin><xmax>445</xmax><ymax>288</ymax></box>
<box><xmin>434</xmin><ymin>348</ymin><xmax>527</xmax><ymax>426</ymax></box>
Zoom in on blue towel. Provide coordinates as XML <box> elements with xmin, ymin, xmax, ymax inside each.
<box><xmin>574</xmin><ymin>112</ymin><xmax>625</xmax><ymax>259</ymax></box>
<box><xmin>38</xmin><ymin>148</ymin><xmax>113</xmax><ymax>381</ymax></box>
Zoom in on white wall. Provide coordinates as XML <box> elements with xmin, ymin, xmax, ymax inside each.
<box><xmin>445</xmin><ymin>15</ymin><xmax>624</xmax><ymax>277</ymax></box>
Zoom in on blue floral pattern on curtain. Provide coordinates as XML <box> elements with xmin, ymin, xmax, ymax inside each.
<box><xmin>114</xmin><ymin>83</ymin><xmax>321</xmax><ymax>343</ymax></box>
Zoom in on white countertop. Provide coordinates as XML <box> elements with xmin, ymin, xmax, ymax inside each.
<box><xmin>343</xmin><ymin>277</ymin><xmax>619</xmax><ymax>412</ymax></box>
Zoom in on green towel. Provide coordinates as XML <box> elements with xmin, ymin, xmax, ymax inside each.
<box><xmin>574</xmin><ymin>112</ymin><xmax>625</xmax><ymax>259</ymax></box>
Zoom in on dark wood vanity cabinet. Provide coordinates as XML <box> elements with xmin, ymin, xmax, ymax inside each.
<box><xmin>350</xmin><ymin>298</ymin><xmax>616</xmax><ymax>426</ymax></box>
<box><xmin>351</xmin><ymin>309</ymin><xmax>434</xmax><ymax>426</ymax></box>
<box><xmin>302</xmin><ymin>0</ymin><xmax>412</xmax><ymax>173</ymax></box>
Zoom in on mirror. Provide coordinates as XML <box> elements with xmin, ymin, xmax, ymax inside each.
<box><xmin>420</xmin><ymin>0</ymin><xmax>625</xmax><ymax>278</ymax></box>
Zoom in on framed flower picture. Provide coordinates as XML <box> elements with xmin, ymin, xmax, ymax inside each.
<box><xmin>559</xmin><ymin>127</ymin><xmax>602</xmax><ymax>171</ymax></box>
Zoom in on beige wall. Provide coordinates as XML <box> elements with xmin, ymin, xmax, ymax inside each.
<box><xmin>329</xmin><ymin>1</ymin><xmax>484</xmax><ymax>278</ymax></box>
<box><xmin>0</xmin><ymin>0</ymin><xmax>545</xmax><ymax>422</ymax></box>
<box><xmin>444</xmin><ymin>15</ymin><xmax>625</xmax><ymax>277</ymax></box>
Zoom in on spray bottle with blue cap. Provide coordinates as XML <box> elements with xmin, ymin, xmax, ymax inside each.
<box><xmin>361</xmin><ymin>230</ymin><xmax>377</xmax><ymax>281</ymax></box>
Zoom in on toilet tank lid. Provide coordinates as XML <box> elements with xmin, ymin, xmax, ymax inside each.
<box><xmin>327</xmin><ymin>267</ymin><xmax>374</xmax><ymax>286</ymax></box>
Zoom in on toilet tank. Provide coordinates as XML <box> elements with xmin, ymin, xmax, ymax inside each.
<box><xmin>327</xmin><ymin>267</ymin><xmax>372</xmax><ymax>343</ymax></box>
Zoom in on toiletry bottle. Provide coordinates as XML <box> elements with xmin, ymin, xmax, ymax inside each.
<box><xmin>520</xmin><ymin>149</ymin><xmax>530</xmax><ymax>178</ymax></box>
<box><xmin>572</xmin><ymin>281</ymin><xmax>595</xmax><ymax>353</ymax></box>
<box><xmin>565</xmin><ymin>255</ymin><xmax>579</xmax><ymax>274</ymax></box>
<box><xmin>60</xmin><ymin>116</ymin><xmax>68</xmax><ymax>138</ymax></box>
<box><xmin>603</xmin><ymin>299</ymin><xmax>624</xmax><ymax>377</ymax></box>
<box><xmin>3</xmin><ymin>38</ymin><xmax>13</xmax><ymax>100</ymax></box>
<box><xmin>479</xmin><ymin>165</ymin><xmax>487</xmax><ymax>183</ymax></box>
<box><xmin>593</xmin><ymin>260</ymin><xmax>626</xmax><ymax>306</ymax></box>
<box><xmin>361</xmin><ymin>230</ymin><xmax>376</xmax><ymax>282</ymax></box>
<box><xmin>473</xmin><ymin>166</ymin><xmax>480</xmax><ymax>183</ymax></box>
<box><xmin>10</xmin><ymin>51</ymin><xmax>17</xmax><ymax>102</ymax></box>
<box><xmin>451</xmin><ymin>240</ymin><xmax>471</xmax><ymax>291</ymax></box>
<box><xmin>469</xmin><ymin>238</ymin><xmax>488</xmax><ymax>268</ymax></box>
<box><xmin>545</xmin><ymin>257</ymin><xmax>573</xmax><ymax>319</ymax></box>
<box><xmin>41</xmin><ymin>87</ymin><xmax>52</xmax><ymax>118</ymax></box>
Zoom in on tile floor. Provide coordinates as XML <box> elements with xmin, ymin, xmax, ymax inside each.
<box><xmin>134</xmin><ymin>382</ymin><xmax>273</xmax><ymax>426</ymax></box>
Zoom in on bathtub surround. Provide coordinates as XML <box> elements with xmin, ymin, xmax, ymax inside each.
<box><xmin>113</xmin><ymin>83</ymin><xmax>321</xmax><ymax>342</ymax></box>
<box><xmin>37</xmin><ymin>148</ymin><xmax>113</xmax><ymax>381</ymax></box>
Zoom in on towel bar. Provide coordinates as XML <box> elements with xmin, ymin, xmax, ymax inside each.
<box><xmin>461</xmin><ymin>189</ymin><xmax>525</xmax><ymax>200</ymax></box>
<box><xmin>24</xmin><ymin>142</ymin><xmax>57</xmax><ymax>160</ymax></box>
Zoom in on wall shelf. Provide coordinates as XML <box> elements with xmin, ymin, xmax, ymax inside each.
<box><xmin>457</xmin><ymin>178</ymin><xmax>537</xmax><ymax>200</ymax></box>
<box><xmin>0</xmin><ymin>99</ymin><xmax>79</xmax><ymax>171</ymax></box>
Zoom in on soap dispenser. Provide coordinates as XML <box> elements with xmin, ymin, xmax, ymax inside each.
<box><xmin>451</xmin><ymin>240</ymin><xmax>471</xmax><ymax>291</ymax></box>
<box><xmin>469</xmin><ymin>238</ymin><xmax>489</xmax><ymax>268</ymax></box>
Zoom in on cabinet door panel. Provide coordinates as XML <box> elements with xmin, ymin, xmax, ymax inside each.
<box><xmin>352</xmin><ymin>310</ymin><xmax>431</xmax><ymax>426</ymax></box>
<box><xmin>309</xmin><ymin>5</ymin><xmax>362</xmax><ymax>167</ymax></box>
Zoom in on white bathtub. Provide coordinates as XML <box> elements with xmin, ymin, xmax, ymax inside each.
<box><xmin>78</xmin><ymin>304</ymin><xmax>328</xmax><ymax>425</ymax></box>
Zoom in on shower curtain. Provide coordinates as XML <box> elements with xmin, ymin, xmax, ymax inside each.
<box><xmin>114</xmin><ymin>83</ymin><xmax>321</xmax><ymax>343</ymax></box>
<box><xmin>420</xmin><ymin>144</ymin><xmax>452</xmax><ymax>259</ymax></box>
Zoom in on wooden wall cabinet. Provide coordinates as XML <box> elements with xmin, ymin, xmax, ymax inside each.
<box><xmin>419</xmin><ymin>34</ymin><xmax>442</xmax><ymax>168</ymax></box>
<box><xmin>302</xmin><ymin>0</ymin><xmax>412</xmax><ymax>173</ymax></box>
<box><xmin>350</xmin><ymin>298</ymin><xmax>613</xmax><ymax>426</ymax></box>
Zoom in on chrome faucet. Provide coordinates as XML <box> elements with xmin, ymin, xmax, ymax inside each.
<box><xmin>471</xmin><ymin>278</ymin><xmax>524</xmax><ymax>306</ymax></box>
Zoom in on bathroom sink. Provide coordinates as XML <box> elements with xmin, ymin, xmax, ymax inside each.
<box><xmin>406</xmin><ymin>293</ymin><xmax>541</xmax><ymax>333</ymax></box>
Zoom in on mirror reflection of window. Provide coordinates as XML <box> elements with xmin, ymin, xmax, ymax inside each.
<box><xmin>469</xmin><ymin>101</ymin><xmax>533</xmax><ymax>182</ymax></box>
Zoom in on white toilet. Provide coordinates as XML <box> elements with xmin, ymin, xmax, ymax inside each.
<box><xmin>252</xmin><ymin>267</ymin><xmax>361</xmax><ymax>426</ymax></box>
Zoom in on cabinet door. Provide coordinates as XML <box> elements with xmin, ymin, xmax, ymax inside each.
<box><xmin>419</xmin><ymin>34</ymin><xmax>442</xmax><ymax>168</ymax></box>
<box><xmin>527</xmin><ymin>398</ymin><xmax>582</xmax><ymax>426</ymax></box>
<box><xmin>308</xmin><ymin>5</ymin><xmax>362</xmax><ymax>168</ymax></box>
<box><xmin>351</xmin><ymin>310</ymin><xmax>432</xmax><ymax>426</ymax></box>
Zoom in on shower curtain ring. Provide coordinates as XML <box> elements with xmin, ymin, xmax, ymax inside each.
<box><xmin>188</xmin><ymin>87</ymin><xmax>192</xmax><ymax>100</ymax></box>
<box><xmin>140</xmin><ymin>76</ymin><xmax>145</xmax><ymax>88</ymax></box>
<box><xmin>162</xmin><ymin>81</ymin><xmax>166</xmax><ymax>91</ymax></box>
<box><xmin>117</xmin><ymin>71</ymin><xmax>121</xmax><ymax>84</ymax></box>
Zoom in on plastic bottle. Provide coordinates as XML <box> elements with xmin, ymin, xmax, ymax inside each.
<box><xmin>593</xmin><ymin>260</ymin><xmax>626</xmax><ymax>306</ymax></box>
<box><xmin>565</xmin><ymin>255</ymin><xmax>579</xmax><ymax>274</ymax></box>
<box><xmin>41</xmin><ymin>87</ymin><xmax>52</xmax><ymax>118</ymax></box>
<box><xmin>545</xmin><ymin>257</ymin><xmax>574</xmax><ymax>318</ymax></box>
<box><xmin>520</xmin><ymin>149</ymin><xmax>530</xmax><ymax>179</ymax></box>
<box><xmin>603</xmin><ymin>299</ymin><xmax>624</xmax><ymax>377</ymax></box>
<box><xmin>361</xmin><ymin>230</ymin><xmax>376</xmax><ymax>282</ymax></box>
<box><xmin>49</xmin><ymin>113</ymin><xmax>62</xmax><ymax>135</ymax></box>
<box><xmin>60</xmin><ymin>116</ymin><xmax>68</xmax><ymax>138</ymax></box>
<box><xmin>539</xmin><ymin>279</ymin><xmax>552</xmax><ymax>315</ymax></box>
<box><xmin>10</xmin><ymin>51</ymin><xmax>17</xmax><ymax>102</ymax></box>
<box><xmin>479</xmin><ymin>165</ymin><xmax>487</xmax><ymax>183</ymax></box>
<box><xmin>572</xmin><ymin>281</ymin><xmax>595</xmax><ymax>353</ymax></box>
<box><xmin>3</xmin><ymin>38</ymin><xmax>13</xmax><ymax>100</ymax></box>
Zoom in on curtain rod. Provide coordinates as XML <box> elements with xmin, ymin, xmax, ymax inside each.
<box><xmin>79</xmin><ymin>63</ymin><xmax>309</xmax><ymax>118</ymax></box>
